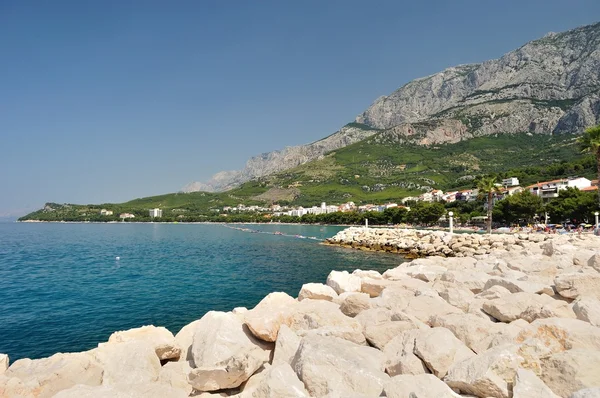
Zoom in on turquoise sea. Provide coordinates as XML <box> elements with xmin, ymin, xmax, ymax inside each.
<box><xmin>0</xmin><ymin>222</ymin><xmax>403</xmax><ymax>361</ymax></box>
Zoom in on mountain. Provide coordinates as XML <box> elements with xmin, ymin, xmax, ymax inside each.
<box><xmin>185</xmin><ymin>22</ymin><xmax>600</xmax><ymax>192</ymax></box>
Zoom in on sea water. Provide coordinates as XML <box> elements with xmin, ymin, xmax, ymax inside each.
<box><xmin>0</xmin><ymin>222</ymin><xmax>403</xmax><ymax>361</ymax></box>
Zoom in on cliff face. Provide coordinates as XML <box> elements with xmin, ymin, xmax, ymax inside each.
<box><xmin>185</xmin><ymin>22</ymin><xmax>600</xmax><ymax>193</ymax></box>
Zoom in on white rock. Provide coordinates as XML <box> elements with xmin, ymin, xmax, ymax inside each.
<box><xmin>444</xmin><ymin>344</ymin><xmax>524</xmax><ymax>398</ymax></box>
<box><xmin>429</xmin><ymin>313</ymin><xmax>496</xmax><ymax>354</ymax></box>
<box><xmin>53</xmin><ymin>383</ymin><xmax>188</xmax><ymax>398</ymax></box>
<box><xmin>440</xmin><ymin>270</ymin><xmax>490</xmax><ymax>293</ymax></box>
<box><xmin>291</xmin><ymin>335</ymin><xmax>388</xmax><ymax>397</ymax></box>
<box><xmin>298</xmin><ymin>283</ymin><xmax>338</xmax><ymax>301</ymax></box>
<box><xmin>484</xmin><ymin>276</ymin><xmax>554</xmax><ymax>295</ymax></box>
<box><xmin>339</xmin><ymin>293</ymin><xmax>372</xmax><ymax>317</ymax></box>
<box><xmin>399</xmin><ymin>295</ymin><xmax>463</xmax><ymax>325</ymax></box>
<box><xmin>244</xmin><ymin>292</ymin><xmax>298</xmax><ymax>342</ymax></box>
<box><xmin>272</xmin><ymin>325</ymin><xmax>301</xmax><ymax>366</ymax></box>
<box><xmin>555</xmin><ymin>272</ymin><xmax>600</xmax><ymax>299</ymax></box>
<box><xmin>384</xmin><ymin>374</ymin><xmax>461</xmax><ymax>398</ymax></box>
<box><xmin>487</xmin><ymin>319</ymin><xmax>530</xmax><ymax>349</ymax></box>
<box><xmin>513</xmin><ymin>368</ymin><xmax>559</xmax><ymax>398</ymax></box>
<box><xmin>383</xmin><ymin>329</ymin><xmax>429</xmax><ymax>376</ymax></box>
<box><xmin>0</xmin><ymin>352</ymin><xmax>103</xmax><ymax>398</ymax></box>
<box><xmin>94</xmin><ymin>341</ymin><xmax>161</xmax><ymax>385</ymax></box>
<box><xmin>288</xmin><ymin>299</ymin><xmax>366</xmax><ymax>345</ymax></box>
<box><xmin>352</xmin><ymin>269</ymin><xmax>383</xmax><ymax>280</ymax></box>
<box><xmin>434</xmin><ymin>281</ymin><xmax>475</xmax><ymax>311</ymax></box>
<box><xmin>108</xmin><ymin>325</ymin><xmax>181</xmax><ymax>361</ymax></box>
<box><xmin>250</xmin><ymin>363</ymin><xmax>309</xmax><ymax>398</ymax></box>
<box><xmin>0</xmin><ymin>354</ymin><xmax>7</xmax><ymax>374</ymax></box>
<box><xmin>515</xmin><ymin>318</ymin><xmax>600</xmax><ymax>353</ymax></box>
<box><xmin>482</xmin><ymin>292</ymin><xmax>554</xmax><ymax>322</ymax></box>
<box><xmin>588</xmin><ymin>253</ymin><xmax>600</xmax><ymax>272</ymax></box>
<box><xmin>573</xmin><ymin>297</ymin><xmax>600</xmax><ymax>326</ymax></box>
<box><xmin>326</xmin><ymin>270</ymin><xmax>362</xmax><ymax>294</ymax></box>
<box><xmin>571</xmin><ymin>388</ymin><xmax>600</xmax><ymax>398</ymax></box>
<box><xmin>189</xmin><ymin>311</ymin><xmax>271</xmax><ymax>391</ymax></box>
<box><xmin>158</xmin><ymin>360</ymin><xmax>193</xmax><ymax>396</ymax></box>
<box><xmin>413</xmin><ymin>327</ymin><xmax>475</xmax><ymax>378</ymax></box>
<box><xmin>540</xmin><ymin>350</ymin><xmax>600</xmax><ymax>398</ymax></box>
<box><xmin>364</xmin><ymin>321</ymin><xmax>419</xmax><ymax>350</ymax></box>
<box><xmin>475</xmin><ymin>285</ymin><xmax>512</xmax><ymax>300</ymax></box>
<box><xmin>174</xmin><ymin>319</ymin><xmax>201</xmax><ymax>364</ymax></box>
<box><xmin>520</xmin><ymin>299</ymin><xmax>576</xmax><ymax>322</ymax></box>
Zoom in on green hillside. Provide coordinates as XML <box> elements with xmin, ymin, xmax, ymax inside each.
<box><xmin>19</xmin><ymin>131</ymin><xmax>595</xmax><ymax>222</ymax></box>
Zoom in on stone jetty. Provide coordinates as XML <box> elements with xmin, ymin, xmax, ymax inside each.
<box><xmin>2</xmin><ymin>229</ymin><xmax>600</xmax><ymax>397</ymax></box>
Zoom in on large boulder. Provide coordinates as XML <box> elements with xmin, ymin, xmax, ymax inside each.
<box><xmin>444</xmin><ymin>344</ymin><xmax>525</xmax><ymax>398</ymax></box>
<box><xmin>540</xmin><ymin>350</ymin><xmax>600</xmax><ymax>398</ymax></box>
<box><xmin>433</xmin><ymin>281</ymin><xmax>475</xmax><ymax>311</ymax></box>
<box><xmin>513</xmin><ymin>368</ymin><xmax>559</xmax><ymax>398</ymax></box>
<box><xmin>244</xmin><ymin>292</ymin><xmax>298</xmax><ymax>342</ymax></box>
<box><xmin>339</xmin><ymin>292</ymin><xmax>372</xmax><ymax>317</ymax></box>
<box><xmin>364</xmin><ymin>321</ymin><xmax>420</xmax><ymax>350</ymax></box>
<box><xmin>158</xmin><ymin>360</ymin><xmax>193</xmax><ymax>396</ymax></box>
<box><xmin>484</xmin><ymin>276</ymin><xmax>553</xmax><ymax>296</ymax></box>
<box><xmin>0</xmin><ymin>352</ymin><xmax>103</xmax><ymax>398</ymax></box>
<box><xmin>476</xmin><ymin>285</ymin><xmax>512</xmax><ymax>300</ymax></box>
<box><xmin>398</xmin><ymin>295</ymin><xmax>463</xmax><ymax>324</ymax></box>
<box><xmin>520</xmin><ymin>299</ymin><xmax>576</xmax><ymax>322</ymax></box>
<box><xmin>108</xmin><ymin>325</ymin><xmax>181</xmax><ymax>361</ymax></box>
<box><xmin>291</xmin><ymin>335</ymin><xmax>388</xmax><ymax>397</ymax></box>
<box><xmin>440</xmin><ymin>270</ymin><xmax>490</xmax><ymax>293</ymax></box>
<box><xmin>0</xmin><ymin>354</ymin><xmax>7</xmax><ymax>374</ymax></box>
<box><xmin>515</xmin><ymin>318</ymin><xmax>600</xmax><ymax>353</ymax></box>
<box><xmin>429</xmin><ymin>313</ymin><xmax>496</xmax><ymax>354</ymax></box>
<box><xmin>383</xmin><ymin>329</ymin><xmax>429</xmax><ymax>376</ymax></box>
<box><xmin>571</xmin><ymin>388</ymin><xmax>600</xmax><ymax>398</ymax></box>
<box><xmin>588</xmin><ymin>253</ymin><xmax>600</xmax><ymax>272</ymax></box>
<box><xmin>288</xmin><ymin>299</ymin><xmax>366</xmax><ymax>345</ymax></box>
<box><xmin>189</xmin><ymin>311</ymin><xmax>271</xmax><ymax>391</ymax></box>
<box><xmin>573</xmin><ymin>297</ymin><xmax>600</xmax><ymax>326</ymax></box>
<box><xmin>272</xmin><ymin>325</ymin><xmax>301</xmax><ymax>366</ymax></box>
<box><xmin>326</xmin><ymin>270</ymin><xmax>361</xmax><ymax>294</ymax></box>
<box><xmin>53</xmin><ymin>383</ymin><xmax>188</xmax><ymax>398</ymax></box>
<box><xmin>297</xmin><ymin>283</ymin><xmax>338</xmax><ymax>302</ymax></box>
<box><xmin>413</xmin><ymin>327</ymin><xmax>475</xmax><ymax>378</ymax></box>
<box><xmin>94</xmin><ymin>341</ymin><xmax>161</xmax><ymax>385</ymax></box>
<box><xmin>174</xmin><ymin>319</ymin><xmax>201</xmax><ymax>364</ymax></box>
<box><xmin>384</xmin><ymin>374</ymin><xmax>461</xmax><ymax>398</ymax></box>
<box><xmin>555</xmin><ymin>272</ymin><xmax>600</xmax><ymax>299</ymax></box>
<box><xmin>249</xmin><ymin>363</ymin><xmax>309</xmax><ymax>398</ymax></box>
<box><xmin>482</xmin><ymin>292</ymin><xmax>554</xmax><ymax>322</ymax></box>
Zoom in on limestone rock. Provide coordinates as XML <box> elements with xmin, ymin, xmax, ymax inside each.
<box><xmin>413</xmin><ymin>327</ymin><xmax>475</xmax><ymax>378</ymax></box>
<box><xmin>53</xmin><ymin>383</ymin><xmax>188</xmax><ymax>398</ymax></box>
<box><xmin>250</xmin><ymin>363</ymin><xmax>309</xmax><ymax>398</ymax></box>
<box><xmin>364</xmin><ymin>321</ymin><xmax>419</xmax><ymax>350</ymax></box>
<box><xmin>482</xmin><ymin>292</ymin><xmax>554</xmax><ymax>322</ymax></box>
<box><xmin>588</xmin><ymin>253</ymin><xmax>600</xmax><ymax>272</ymax></box>
<box><xmin>484</xmin><ymin>276</ymin><xmax>553</xmax><ymax>296</ymax></box>
<box><xmin>94</xmin><ymin>341</ymin><xmax>161</xmax><ymax>385</ymax></box>
<box><xmin>429</xmin><ymin>313</ymin><xmax>496</xmax><ymax>354</ymax></box>
<box><xmin>384</xmin><ymin>374</ymin><xmax>461</xmax><ymax>398</ymax></box>
<box><xmin>571</xmin><ymin>388</ymin><xmax>600</xmax><ymax>398</ymax></box>
<box><xmin>291</xmin><ymin>335</ymin><xmax>388</xmax><ymax>397</ymax></box>
<box><xmin>339</xmin><ymin>293</ymin><xmax>371</xmax><ymax>317</ymax></box>
<box><xmin>540</xmin><ymin>350</ymin><xmax>600</xmax><ymax>398</ymax></box>
<box><xmin>326</xmin><ymin>270</ymin><xmax>361</xmax><ymax>294</ymax></box>
<box><xmin>515</xmin><ymin>318</ymin><xmax>600</xmax><ymax>353</ymax></box>
<box><xmin>476</xmin><ymin>285</ymin><xmax>512</xmax><ymax>300</ymax></box>
<box><xmin>244</xmin><ymin>292</ymin><xmax>298</xmax><ymax>342</ymax></box>
<box><xmin>352</xmin><ymin>269</ymin><xmax>383</xmax><ymax>280</ymax></box>
<box><xmin>158</xmin><ymin>360</ymin><xmax>193</xmax><ymax>396</ymax></box>
<box><xmin>513</xmin><ymin>368</ymin><xmax>559</xmax><ymax>398</ymax></box>
<box><xmin>272</xmin><ymin>325</ymin><xmax>301</xmax><ymax>366</ymax></box>
<box><xmin>298</xmin><ymin>283</ymin><xmax>338</xmax><ymax>302</ymax></box>
<box><xmin>400</xmin><ymin>295</ymin><xmax>463</xmax><ymax>324</ymax></box>
<box><xmin>108</xmin><ymin>325</ymin><xmax>181</xmax><ymax>361</ymax></box>
<box><xmin>383</xmin><ymin>330</ymin><xmax>429</xmax><ymax>376</ymax></box>
<box><xmin>175</xmin><ymin>319</ymin><xmax>201</xmax><ymax>364</ymax></box>
<box><xmin>0</xmin><ymin>352</ymin><xmax>103</xmax><ymax>398</ymax></box>
<box><xmin>555</xmin><ymin>272</ymin><xmax>600</xmax><ymax>299</ymax></box>
<box><xmin>0</xmin><ymin>354</ymin><xmax>7</xmax><ymax>374</ymax></box>
<box><xmin>434</xmin><ymin>281</ymin><xmax>475</xmax><ymax>311</ymax></box>
<box><xmin>189</xmin><ymin>311</ymin><xmax>271</xmax><ymax>391</ymax></box>
<box><xmin>444</xmin><ymin>344</ymin><xmax>524</xmax><ymax>398</ymax></box>
<box><xmin>520</xmin><ymin>299</ymin><xmax>576</xmax><ymax>322</ymax></box>
<box><xmin>573</xmin><ymin>297</ymin><xmax>600</xmax><ymax>326</ymax></box>
<box><xmin>288</xmin><ymin>299</ymin><xmax>366</xmax><ymax>345</ymax></box>
<box><xmin>441</xmin><ymin>270</ymin><xmax>490</xmax><ymax>293</ymax></box>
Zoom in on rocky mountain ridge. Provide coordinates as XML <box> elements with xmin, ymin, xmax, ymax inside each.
<box><xmin>185</xmin><ymin>22</ymin><xmax>600</xmax><ymax>193</ymax></box>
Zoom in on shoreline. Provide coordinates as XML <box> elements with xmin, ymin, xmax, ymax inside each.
<box><xmin>2</xmin><ymin>227</ymin><xmax>600</xmax><ymax>397</ymax></box>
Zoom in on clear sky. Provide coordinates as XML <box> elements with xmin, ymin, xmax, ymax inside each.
<box><xmin>1</xmin><ymin>0</ymin><xmax>599</xmax><ymax>217</ymax></box>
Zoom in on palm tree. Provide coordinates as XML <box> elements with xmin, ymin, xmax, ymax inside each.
<box><xmin>477</xmin><ymin>176</ymin><xmax>501</xmax><ymax>234</ymax></box>
<box><xmin>578</xmin><ymin>124</ymin><xmax>600</xmax><ymax>207</ymax></box>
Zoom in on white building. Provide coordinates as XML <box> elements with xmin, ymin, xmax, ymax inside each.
<box><xmin>502</xmin><ymin>177</ymin><xmax>520</xmax><ymax>187</ymax></box>
<box><xmin>120</xmin><ymin>213</ymin><xmax>135</xmax><ymax>219</ymax></box>
<box><xmin>100</xmin><ymin>209</ymin><xmax>113</xmax><ymax>216</ymax></box>
<box><xmin>149</xmin><ymin>208</ymin><xmax>163</xmax><ymax>218</ymax></box>
<box><xmin>528</xmin><ymin>177</ymin><xmax>591</xmax><ymax>200</ymax></box>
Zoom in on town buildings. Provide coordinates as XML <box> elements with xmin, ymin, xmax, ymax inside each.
<box><xmin>149</xmin><ymin>208</ymin><xmax>163</xmax><ymax>218</ymax></box>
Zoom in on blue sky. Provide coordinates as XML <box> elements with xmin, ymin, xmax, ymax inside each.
<box><xmin>1</xmin><ymin>1</ymin><xmax>599</xmax><ymax>216</ymax></box>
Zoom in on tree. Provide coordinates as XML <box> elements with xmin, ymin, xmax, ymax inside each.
<box><xmin>578</xmin><ymin>124</ymin><xmax>600</xmax><ymax>206</ymax></box>
<box><xmin>493</xmin><ymin>190</ymin><xmax>543</xmax><ymax>225</ymax></box>
<box><xmin>544</xmin><ymin>187</ymin><xmax>597</xmax><ymax>224</ymax></box>
<box><xmin>476</xmin><ymin>177</ymin><xmax>501</xmax><ymax>233</ymax></box>
<box><xmin>409</xmin><ymin>202</ymin><xmax>445</xmax><ymax>225</ymax></box>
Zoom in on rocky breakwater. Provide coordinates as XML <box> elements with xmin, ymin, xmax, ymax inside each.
<box><xmin>2</xmin><ymin>234</ymin><xmax>600</xmax><ymax>397</ymax></box>
<box><xmin>324</xmin><ymin>226</ymin><xmax>553</xmax><ymax>257</ymax></box>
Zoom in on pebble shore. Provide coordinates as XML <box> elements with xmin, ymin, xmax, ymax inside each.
<box><xmin>2</xmin><ymin>228</ymin><xmax>600</xmax><ymax>398</ymax></box>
